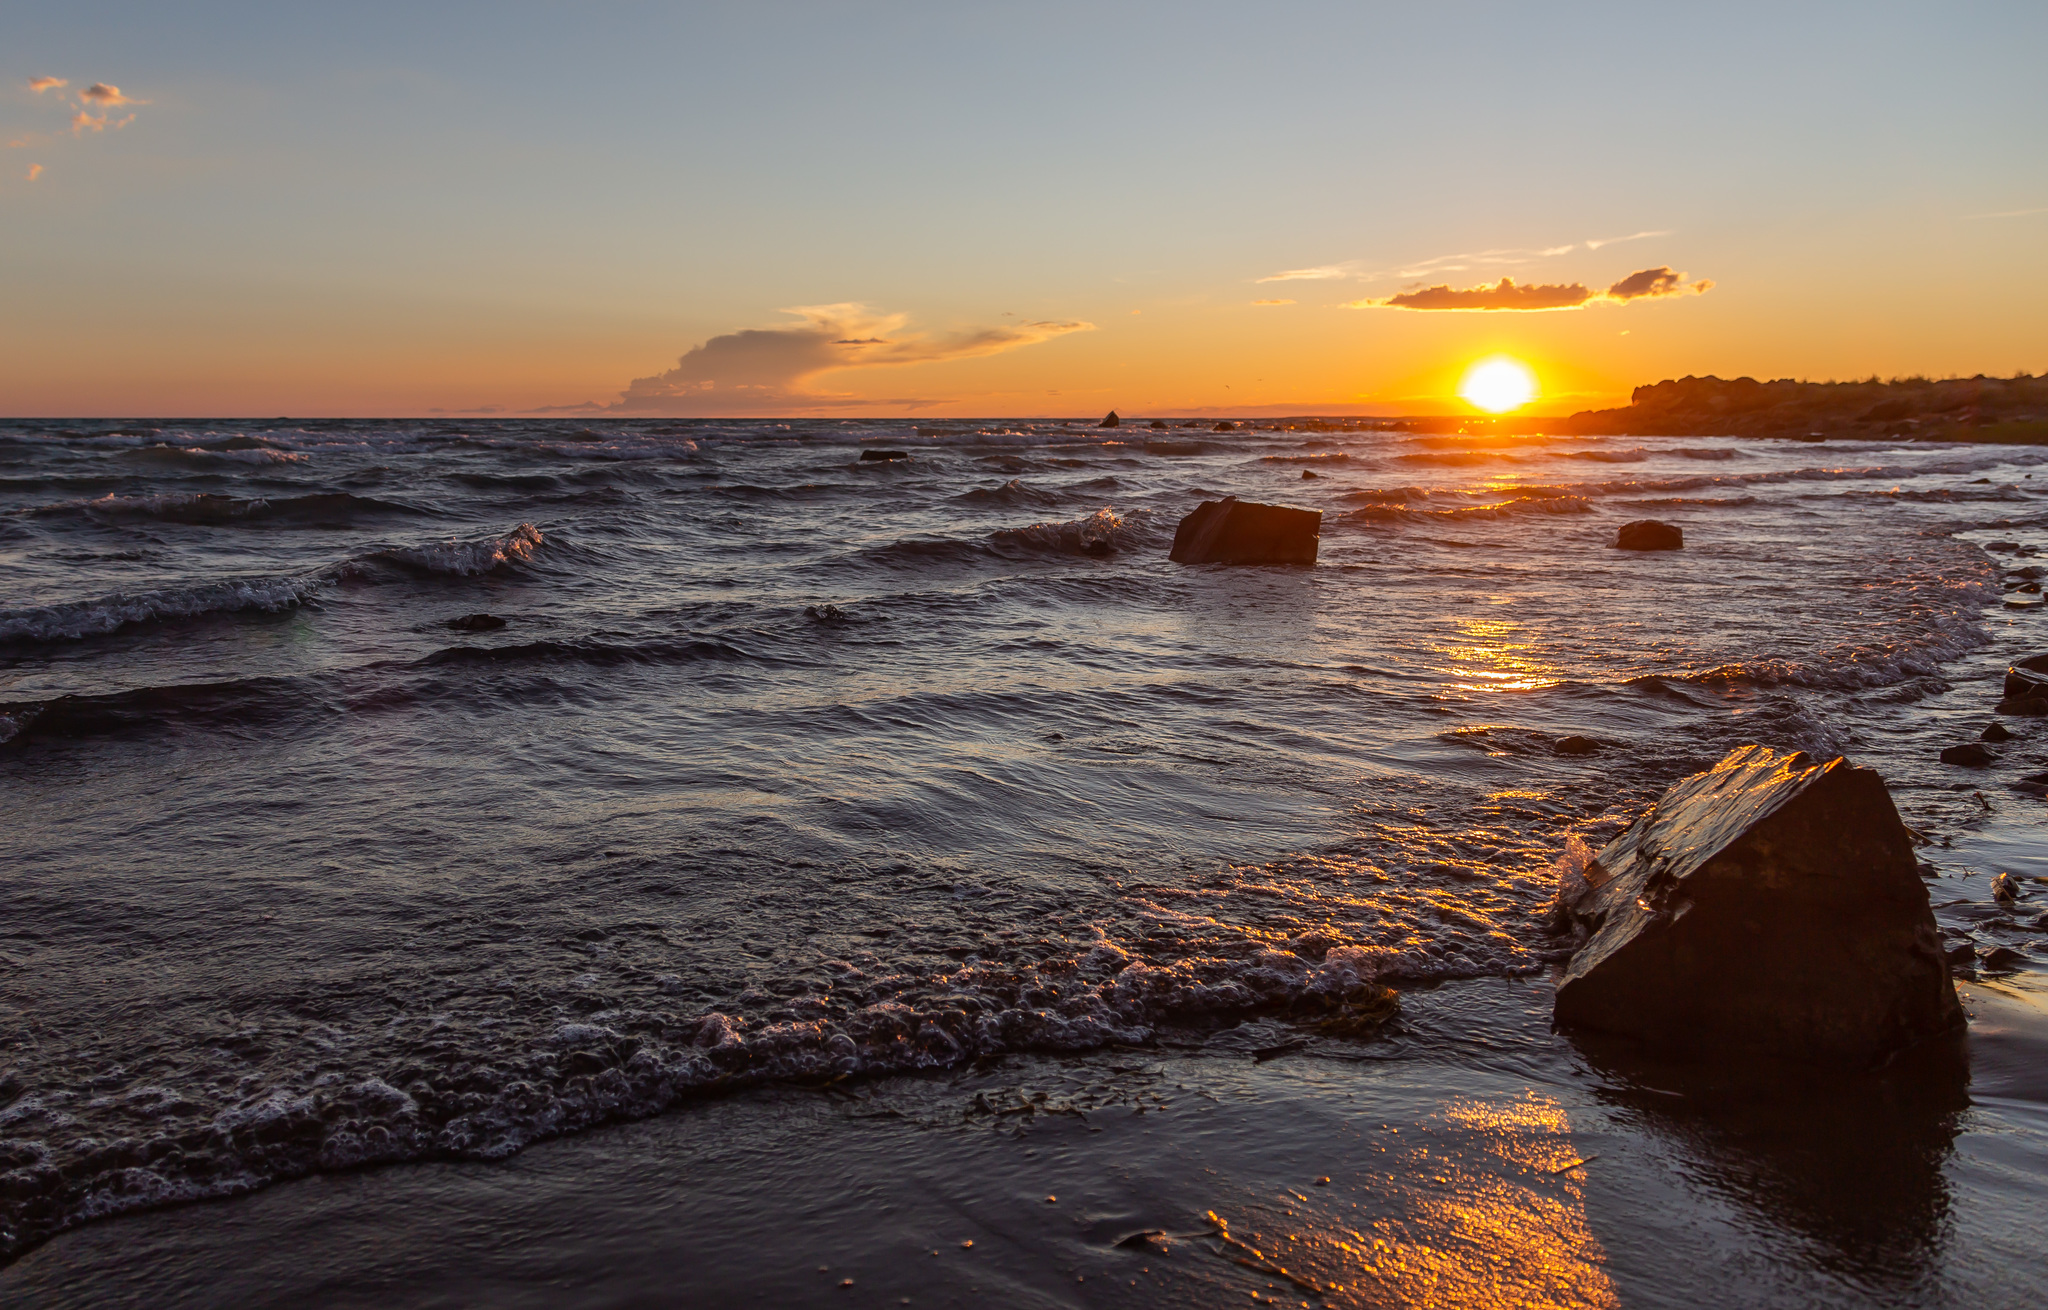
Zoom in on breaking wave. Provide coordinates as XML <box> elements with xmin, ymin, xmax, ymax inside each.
<box><xmin>0</xmin><ymin>576</ymin><xmax>320</xmax><ymax>644</ymax></box>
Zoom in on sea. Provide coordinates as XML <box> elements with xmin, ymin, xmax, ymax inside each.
<box><xmin>1</xmin><ymin>417</ymin><xmax>2043</xmax><ymax>1306</ymax></box>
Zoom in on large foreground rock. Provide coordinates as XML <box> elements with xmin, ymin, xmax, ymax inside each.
<box><xmin>1168</xmin><ymin>496</ymin><xmax>1320</xmax><ymax>565</ymax></box>
<box><xmin>1555</xmin><ymin>745</ymin><xmax>1960</xmax><ymax>1062</ymax></box>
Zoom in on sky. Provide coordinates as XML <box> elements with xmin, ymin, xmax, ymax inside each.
<box><xmin>3</xmin><ymin>1</ymin><xmax>2045</xmax><ymax>418</ymax></box>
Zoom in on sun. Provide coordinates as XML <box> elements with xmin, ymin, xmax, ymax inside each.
<box><xmin>1459</xmin><ymin>358</ymin><xmax>1538</xmax><ymax>413</ymax></box>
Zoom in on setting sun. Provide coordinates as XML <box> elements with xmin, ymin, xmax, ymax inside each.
<box><xmin>1459</xmin><ymin>358</ymin><xmax>1538</xmax><ymax>413</ymax></box>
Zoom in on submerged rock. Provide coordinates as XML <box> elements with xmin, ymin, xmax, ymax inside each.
<box><xmin>2002</xmin><ymin>654</ymin><xmax>2048</xmax><ymax>699</ymax></box>
<box><xmin>1615</xmin><ymin>519</ymin><xmax>1684</xmax><ymax>551</ymax></box>
<box><xmin>1940</xmin><ymin>742</ymin><xmax>1994</xmax><ymax>767</ymax></box>
<box><xmin>1554</xmin><ymin>735</ymin><xmax>1602</xmax><ymax>756</ymax></box>
<box><xmin>446</xmin><ymin>613</ymin><xmax>507</xmax><ymax>631</ymax></box>
<box><xmin>1301</xmin><ymin>469</ymin><xmax>1319</xmax><ymax>479</ymax></box>
<box><xmin>1982</xmin><ymin>721</ymin><xmax>2013</xmax><ymax>743</ymax></box>
<box><xmin>1990</xmin><ymin>872</ymin><xmax>2020</xmax><ymax>904</ymax></box>
<box><xmin>1098</xmin><ymin>411</ymin><xmax>1121</xmax><ymax>428</ymax></box>
<box><xmin>1555</xmin><ymin>744</ymin><xmax>1961</xmax><ymax>1062</ymax></box>
<box><xmin>859</xmin><ymin>449</ymin><xmax>910</xmax><ymax>462</ymax></box>
<box><xmin>1168</xmin><ymin>496</ymin><xmax>1320</xmax><ymax>566</ymax></box>
<box><xmin>1995</xmin><ymin>695</ymin><xmax>2048</xmax><ymax>716</ymax></box>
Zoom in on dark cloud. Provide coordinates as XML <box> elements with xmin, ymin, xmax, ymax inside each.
<box><xmin>1362</xmin><ymin>277</ymin><xmax>1594</xmax><ymax>311</ymax></box>
<box><xmin>1349</xmin><ymin>267</ymin><xmax>1713</xmax><ymax>311</ymax></box>
<box><xmin>1606</xmin><ymin>266</ymin><xmax>1714</xmax><ymax>300</ymax></box>
<box><xmin>550</xmin><ymin>304</ymin><xmax>1093</xmax><ymax>415</ymax></box>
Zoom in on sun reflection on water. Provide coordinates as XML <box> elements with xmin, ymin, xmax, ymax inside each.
<box><xmin>1440</xmin><ymin>618</ymin><xmax>1565</xmax><ymax>694</ymax></box>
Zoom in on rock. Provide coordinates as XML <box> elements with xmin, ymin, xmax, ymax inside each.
<box><xmin>2001</xmin><ymin>654</ymin><xmax>2048</xmax><ymax>699</ymax></box>
<box><xmin>1982</xmin><ymin>722</ymin><xmax>2013</xmax><ymax>743</ymax></box>
<box><xmin>1301</xmin><ymin>470</ymin><xmax>1319</xmax><ymax>479</ymax></box>
<box><xmin>1554</xmin><ymin>735</ymin><xmax>1602</xmax><ymax>756</ymax></box>
<box><xmin>1994</xmin><ymin>696</ymin><xmax>2048</xmax><ymax>716</ymax></box>
<box><xmin>2015</xmin><ymin>770</ymin><xmax>2048</xmax><ymax>797</ymax></box>
<box><xmin>1940</xmin><ymin>743</ymin><xmax>1994</xmax><ymax>767</ymax></box>
<box><xmin>1615</xmin><ymin>520</ymin><xmax>1684</xmax><ymax>551</ymax></box>
<box><xmin>446</xmin><ymin>613</ymin><xmax>507</xmax><ymax>631</ymax></box>
<box><xmin>1212</xmin><ymin>421</ymin><xmax>1239</xmax><ymax>432</ymax></box>
<box><xmin>1979</xmin><ymin>945</ymin><xmax>2028</xmax><ymax>973</ymax></box>
<box><xmin>1555</xmin><ymin>745</ymin><xmax>1961</xmax><ymax>1062</ymax></box>
<box><xmin>1168</xmin><ymin>496</ymin><xmax>1320</xmax><ymax>566</ymax></box>
<box><xmin>1984</xmin><ymin>541</ymin><xmax>2019</xmax><ymax>551</ymax></box>
<box><xmin>859</xmin><ymin>449</ymin><xmax>910</xmax><ymax>462</ymax></box>
<box><xmin>1098</xmin><ymin>411</ymin><xmax>1120</xmax><ymax>428</ymax></box>
<box><xmin>1147</xmin><ymin>420</ymin><xmax>1168</xmax><ymax>430</ymax></box>
<box><xmin>1990</xmin><ymin>872</ymin><xmax>2020</xmax><ymax>904</ymax></box>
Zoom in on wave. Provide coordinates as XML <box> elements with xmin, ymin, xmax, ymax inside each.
<box><xmin>1</xmin><ymin>525</ymin><xmax>546</xmax><ymax>644</ymax></box>
<box><xmin>1259</xmin><ymin>452</ymin><xmax>1353</xmax><ymax>464</ymax></box>
<box><xmin>117</xmin><ymin>443</ymin><xmax>309</xmax><ymax>467</ymax></box>
<box><xmin>1347</xmin><ymin>495</ymin><xmax>1594</xmax><ymax>524</ymax></box>
<box><xmin>990</xmin><ymin>507</ymin><xmax>1144</xmax><ymax>556</ymax></box>
<box><xmin>0</xmin><ymin>576</ymin><xmax>320</xmax><ymax>644</ymax></box>
<box><xmin>957</xmin><ymin>478</ymin><xmax>1060</xmax><ymax>508</ymax></box>
<box><xmin>1673</xmin><ymin>447</ymin><xmax>1742</xmax><ymax>460</ymax></box>
<box><xmin>352</xmin><ymin>523</ymin><xmax>544</xmax><ymax>577</ymax></box>
<box><xmin>35</xmin><ymin>491</ymin><xmax>425</xmax><ymax>526</ymax></box>
<box><xmin>1551</xmin><ymin>447</ymin><xmax>1648</xmax><ymax>462</ymax></box>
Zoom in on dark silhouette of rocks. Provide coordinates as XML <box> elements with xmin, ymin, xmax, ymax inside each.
<box><xmin>1940</xmin><ymin>743</ymin><xmax>1993</xmax><ymax>767</ymax></box>
<box><xmin>1981</xmin><ymin>721</ymin><xmax>2013</xmax><ymax>743</ymax></box>
<box><xmin>1212</xmin><ymin>421</ymin><xmax>1239</xmax><ymax>432</ymax></box>
<box><xmin>859</xmin><ymin>449</ymin><xmax>910</xmax><ymax>462</ymax></box>
<box><xmin>1554</xmin><ymin>744</ymin><xmax>1961</xmax><ymax>1062</ymax></box>
<box><xmin>1098</xmin><ymin>411</ymin><xmax>1120</xmax><ymax>428</ymax></box>
<box><xmin>1615</xmin><ymin>520</ymin><xmax>1683</xmax><ymax>551</ymax></box>
<box><xmin>2003</xmin><ymin>655</ymin><xmax>2048</xmax><ymax>699</ymax></box>
<box><xmin>1554</xmin><ymin>735</ymin><xmax>1601</xmax><ymax>755</ymax></box>
<box><xmin>446</xmin><ymin>613</ymin><xmax>507</xmax><ymax>631</ymax></box>
<box><xmin>1561</xmin><ymin>372</ymin><xmax>2048</xmax><ymax>442</ymax></box>
<box><xmin>1301</xmin><ymin>469</ymin><xmax>1318</xmax><ymax>479</ymax></box>
<box><xmin>1168</xmin><ymin>496</ymin><xmax>1320</xmax><ymax>565</ymax></box>
<box><xmin>1996</xmin><ymin>695</ymin><xmax>2048</xmax><ymax>716</ymax></box>
<box><xmin>1147</xmin><ymin>420</ymin><xmax>1169</xmax><ymax>430</ymax></box>
<box><xmin>1990</xmin><ymin>872</ymin><xmax>2020</xmax><ymax>905</ymax></box>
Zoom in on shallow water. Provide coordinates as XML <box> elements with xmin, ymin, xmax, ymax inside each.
<box><xmin>2</xmin><ymin>417</ymin><xmax>2045</xmax><ymax>1280</ymax></box>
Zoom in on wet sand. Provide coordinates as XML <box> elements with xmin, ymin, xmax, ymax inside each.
<box><xmin>6</xmin><ymin>973</ymin><xmax>2041</xmax><ymax>1309</ymax></box>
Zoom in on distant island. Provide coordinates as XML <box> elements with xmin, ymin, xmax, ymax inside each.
<box><xmin>1382</xmin><ymin>372</ymin><xmax>2048</xmax><ymax>441</ymax></box>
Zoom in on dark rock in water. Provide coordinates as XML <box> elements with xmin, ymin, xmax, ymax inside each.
<box><xmin>1984</xmin><ymin>541</ymin><xmax>2020</xmax><ymax>551</ymax></box>
<box><xmin>1979</xmin><ymin>945</ymin><xmax>2028</xmax><ymax>973</ymax></box>
<box><xmin>1147</xmin><ymin>420</ymin><xmax>1168</xmax><ymax>430</ymax></box>
<box><xmin>1994</xmin><ymin>695</ymin><xmax>2048</xmax><ymax>716</ymax></box>
<box><xmin>860</xmin><ymin>449</ymin><xmax>911</xmax><ymax>462</ymax></box>
<box><xmin>1098</xmin><ymin>411</ymin><xmax>1121</xmax><ymax>428</ymax></box>
<box><xmin>1990</xmin><ymin>872</ymin><xmax>2020</xmax><ymax>904</ymax></box>
<box><xmin>1554</xmin><ymin>735</ymin><xmax>1602</xmax><ymax>756</ymax></box>
<box><xmin>1555</xmin><ymin>744</ymin><xmax>1961</xmax><ymax>1062</ymax></box>
<box><xmin>1301</xmin><ymin>469</ymin><xmax>1319</xmax><ymax>479</ymax></box>
<box><xmin>1615</xmin><ymin>519</ymin><xmax>1684</xmax><ymax>551</ymax></box>
<box><xmin>2002</xmin><ymin>654</ymin><xmax>2048</xmax><ymax>699</ymax></box>
<box><xmin>804</xmin><ymin>603</ymin><xmax>847</xmax><ymax>622</ymax></box>
<box><xmin>1168</xmin><ymin>496</ymin><xmax>1320</xmax><ymax>566</ymax></box>
<box><xmin>2015</xmin><ymin>770</ymin><xmax>2048</xmax><ymax>797</ymax></box>
<box><xmin>1212</xmin><ymin>421</ymin><xmax>1239</xmax><ymax>432</ymax></box>
<box><xmin>1982</xmin><ymin>721</ymin><xmax>2013</xmax><ymax>743</ymax></box>
<box><xmin>447</xmin><ymin>613</ymin><xmax>507</xmax><ymax>631</ymax></box>
<box><xmin>1940</xmin><ymin>742</ymin><xmax>1993</xmax><ymax>767</ymax></box>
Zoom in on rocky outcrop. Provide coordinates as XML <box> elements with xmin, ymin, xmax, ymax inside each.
<box><xmin>1940</xmin><ymin>742</ymin><xmax>1993</xmax><ymax>767</ymax></box>
<box><xmin>1615</xmin><ymin>520</ymin><xmax>1683</xmax><ymax>551</ymax></box>
<box><xmin>1555</xmin><ymin>745</ymin><xmax>1961</xmax><ymax>1062</ymax></box>
<box><xmin>446</xmin><ymin>613</ymin><xmax>507</xmax><ymax>631</ymax></box>
<box><xmin>1099</xmin><ymin>411</ymin><xmax>1120</xmax><ymax>428</ymax></box>
<box><xmin>859</xmin><ymin>449</ymin><xmax>910</xmax><ymax>462</ymax></box>
<box><xmin>1168</xmin><ymin>496</ymin><xmax>1320</xmax><ymax>566</ymax></box>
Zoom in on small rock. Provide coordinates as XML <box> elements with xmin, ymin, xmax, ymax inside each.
<box><xmin>860</xmin><ymin>449</ymin><xmax>910</xmax><ymax>461</ymax></box>
<box><xmin>1995</xmin><ymin>697</ymin><xmax>2048</xmax><ymax>717</ymax></box>
<box><xmin>446</xmin><ymin>613</ymin><xmax>507</xmax><ymax>631</ymax></box>
<box><xmin>1615</xmin><ymin>520</ymin><xmax>1683</xmax><ymax>551</ymax></box>
<box><xmin>1099</xmin><ymin>411</ymin><xmax>1121</xmax><ymax>428</ymax></box>
<box><xmin>1991</xmin><ymin>872</ymin><xmax>2020</xmax><ymax>904</ymax></box>
<box><xmin>805</xmin><ymin>603</ymin><xmax>847</xmax><ymax>622</ymax></box>
<box><xmin>1147</xmin><ymin>420</ymin><xmax>1169</xmax><ymax>430</ymax></box>
<box><xmin>1213</xmin><ymin>421</ymin><xmax>1239</xmax><ymax>431</ymax></box>
<box><xmin>1978</xmin><ymin>945</ymin><xmax>2027</xmax><ymax>972</ymax></box>
<box><xmin>2015</xmin><ymin>770</ymin><xmax>2048</xmax><ymax>797</ymax></box>
<box><xmin>1301</xmin><ymin>469</ymin><xmax>1318</xmax><ymax>479</ymax></box>
<box><xmin>1984</xmin><ymin>541</ymin><xmax>2020</xmax><ymax>551</ymax></box>
<box><xmin>1555</xmin><ymin>735</ymin><xmax>1602</xmax><ymax>756</ymax></box>
<box><xmin>1940</xmin><ymin>743</ymin><xmax>1994</xmax><ymax>767</ymax></box>
<box><xmin>2002</xmin><ymin>656</ymin><xmax>2048</xmax><ymax>700</ymax></box>
<box><xmin>1982</xmin><ymin>722</ymin><xmax>2013</xmax><ymax>743</ymax></box>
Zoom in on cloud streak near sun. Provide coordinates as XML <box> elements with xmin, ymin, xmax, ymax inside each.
<box><xmin>559</xmin><ymin>304</ymin><xmax>1094</xmax><ymax>414</ymax></box>
<box><xmin>1257</xmin><ymin>231</ymin><xmax>1672</xmax><ymax>285</ymax></box>
<box><xmin>1347</xmin><ymin>266</ymin><xmax>1713</xmax><ymax>311</ymax></box>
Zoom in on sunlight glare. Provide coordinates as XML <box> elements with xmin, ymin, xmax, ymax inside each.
<box><xmin>1460</xmin><ymin>358</ymin><xmax>1538</xmax><ymax>413</ymax></box>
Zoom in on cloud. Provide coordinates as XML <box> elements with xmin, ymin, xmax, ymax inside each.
<box><xmin>28</xmin><ymin>77</ymin><xmax>67</xmax><ymax>94</ymax></box>
<box><xmin>556</xmin><ymin>303</ymin><xmax>1094</xmax><ymax>414</ymax></box>
<box><xmin>1251</xmin><ymin>298</ymin><xmax>1296</xmax><ymax>306</ymax></box>
<box><xmin>78</xmin><ymin>83</ymin><xmax>143</xmax><ymax>106</ymax></box>
<box><xmin>1256</xmin><ymin>262</ymin><xmax>1364</xmax><ymax>283</ymax></box>
<box><xmin>25</xmin><ymin>163</ymin><xmax>41</xmax><ymax>182</ymax></box>
<box><xmin>1583</xmin><ymin>229</ymin><xmax>1672</xmax><ymax>250</ymax></box>
<box><xmin>1347</xmin><ymin>266</ymin><xmax>1712</xmax><ymax>311</ymax></box>
<box><xmin>1604</xmin><ymin>265</ymin><xmax>1712</xmax><ymax>301</ymax></box>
